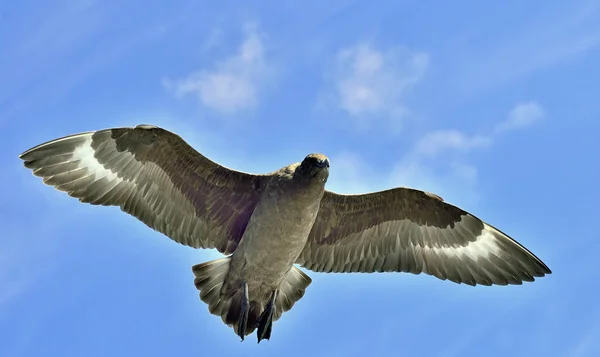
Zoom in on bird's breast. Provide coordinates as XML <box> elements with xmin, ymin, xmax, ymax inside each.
<box><xmin>233</xmin><ymin>185</ymin><xmax>322</xmax><ymax>284</ymax></box>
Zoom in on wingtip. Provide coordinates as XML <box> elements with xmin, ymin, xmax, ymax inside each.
<box><xmin>19</xmin><ymin>148</ymin><xmax>32</xmax><ymax>160</ymax></box>
<box><xmin>483</xmin><ymin>222</ymin><xmax>553</xmax><ymax>279</ymax></box>
<box><xmin>539</xmin><ymin>264</ymin><xmax>552</xmax><ymax>276</ymax></box>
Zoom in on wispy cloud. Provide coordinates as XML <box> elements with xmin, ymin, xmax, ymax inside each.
<box><xmin>329</xmin><ymin>101</ymin><xmax>545</xmax><ymax>205</ymax></box>
<box><xmin>568</xmin><ymin>310</ymin><xmax>600</xmax><ymax>357</ymax></box>
<box><xmin>414</xmin><ymin>130</ymin><xmax>493</xmax><ymax>157</ymax></box>
<box><xmin>328</xmin><ymin>146</ymin><xmax>482</xmax><ymax>207</ymax></box>
<box><xmin>330</xmin><ymin>43</ymin><xmax>429</xmax><ymax>125</ymax></box>
<box><xmin>326</xmin><ymin>152</ymin><xmax>385</xmax><ymax>194</ymax></box>
<box><xmin>495</xmin><ymin>101</ymin><xmax>545</xmax><ymax>133</ymax></box>
<box><xmin>0</xmin><ymin>0</ymin><xmax>103</xmax><ymax>120</ymax></box>
<box><xmin>0</xmin><ymin>248</ymin><xmax>32</xmax><ymax>309</ymax></box>
<box><xmin>0</xmin><ymin>221</ymin><xmax>59</xmax><ymax>313</ymax></box>
<box><xmin>391</xmin><ymin>144</ymin><xmax>484</xmax><ymax>205</ymax></box>
<box><xmin>447</xmin><ymin>1</ymin><xmax>600</xmax><ymax>98</ymax></box>
<box><xmin>395</xmin><ymin>102</ymin><xmax>545</xmax><ymax>201</ymax></box>
<box><xmin>165</xmin><ymin>23</ymin><xmax>267</xmax><ymax>115</ymax></box>
<box><xmin>0</xmin><ymin>2</ymin><xmax>189</xmax><ymax>125</ymax></box>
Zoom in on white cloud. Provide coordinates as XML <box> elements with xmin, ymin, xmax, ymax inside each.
<box><xmin>393</xmin><ymin>129</ymin><xmax>492</xmax><ymax>203</ymax></box>
<box><xmin>333</xmin><ymin>43</ymin><xmax>429</xmax><ymax>121</ymax></box>
<box><xmin>328</xmin><ymin>102</ymin><xmax>546</xmax><ymax>205</ymax></box>
<box><xmin>390</xmin><ymin>154</ymin><xmax>483</xmax><ymax>206</ymax></box>
<box><xmin>326</xmin><ymin>152</ymin><xmax>385</xmax><ymax>194</ymax></box>
<box><xmin>495</xmin><ymin>101</ymin><xmax>545</xmax><ymax>132</ymax></box>
<box><xmin>165</xmin><ymin>23</ymin><xmax>267</xmax><ymax>114</ymax></box>
<box><xmin>325</xmin><ymin>149</ymin><xmax>481</xmax><ymax>207</ymax></box>
<box><xmin>325</xmin><ymin>130</ymin><xmax>486</xmax><ymax>201</ymax></box>
<box><xmin>414</xmin><ymin>130</ymin><xmax>492</xmax><ymax>157</ymax></box>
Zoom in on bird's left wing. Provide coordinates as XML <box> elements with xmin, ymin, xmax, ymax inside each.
<box><xmin>297</xmin><ymin>188</ymin><xmax>551</xmax><ymax>286</ymax></box>
<box><xmin>20</xmin><ymin>125</ymin><xmax>267</xmax><ymax>254</ymax></box>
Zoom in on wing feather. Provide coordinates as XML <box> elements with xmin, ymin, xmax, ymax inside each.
<box><xmin>298</xmin><ymin>188</ymin><xmax>551</xmax><ymax>286</ymax></box>
<box><xmin>20</xmin><ymin>125</ymin><xmax>266</xmax><ymax>254</ymax></box>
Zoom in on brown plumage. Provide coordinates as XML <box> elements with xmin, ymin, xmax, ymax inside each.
<box><xmin>19</xmin><ymin>124</ymin><xmax>551</xmax><ymax>342</ymax></box>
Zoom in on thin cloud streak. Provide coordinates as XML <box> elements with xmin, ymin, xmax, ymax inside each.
<box><xmin>164</xmin><ymin>23</ymin><xmax>268</xmax><ymax>115</ymax></box>
<box><xmin>446</xmin><ymin>1</ymin><xmax>600</xmax><ymax>99</ymax></box>
<box><xmin>329</xmin><ymin>102</ymin><xmax>545</xmax><ymax>205</ymax></box>
<box><xmin>495</xmin><ymin>101</ymin><xmax>545</xmax><ymax>133</ymax></box>
<box><xmin>330</xmin><ymin>43</ymin><xmax>428</xmax><ymax>126</ymax></box>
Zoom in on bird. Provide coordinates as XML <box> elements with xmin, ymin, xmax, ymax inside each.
<box><xmin>19</xmin><ymin>124</ymin><xmax>551</xmax><ymax>343</ymax></box>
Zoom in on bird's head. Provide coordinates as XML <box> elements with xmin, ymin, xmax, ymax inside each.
<box><xmin>297</xmin><ymin>153</ymin><xmax>330</xmax><ymax>182</ymax></box>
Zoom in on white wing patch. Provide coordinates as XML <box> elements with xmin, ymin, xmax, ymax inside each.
<box><xmin>20</xmin><ymin>126</ymin><xmax>254</xmax><ymax>252</ymax></box>
<box><xmin>70</xmin><ymin>136</ymin><xmax>124</xmax><ymax>183</ymax></box>
<box><xmin>419</xmin><ymin>223</ymin><xmax>502</xmax><ymax>262</ymax></box>
<box><xmin>318</xmin><ymin>217</ymin><xmax>504</xmax><ymax>274</ymax></box>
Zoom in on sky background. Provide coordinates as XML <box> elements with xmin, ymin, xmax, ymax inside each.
<box><xmin>1</xmin><ymin>0</ymin><xmax>599</xmax><ymax>356</ymax></box>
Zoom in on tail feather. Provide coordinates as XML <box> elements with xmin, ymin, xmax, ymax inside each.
<box><xmin>193</xmin><ymin>257</ymin><xmax>257</xmax><ymax>335</ymax></box>
<box><xmin>274</xmin><ymin>267</ymin><xmax>312</xmax><ymax>321</ymax></box>
<box><xmin>192</xmin><ymin>257</ymin><xmax>232</xmax><ymax>318</ymax></box>
<box><xmin>192</xmin><ymin>258</ymin><xmax>312</xmax><ymax>337</ymax></box>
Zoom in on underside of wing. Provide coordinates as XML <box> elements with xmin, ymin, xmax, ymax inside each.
<box><xmin>20</xmin><ymin>125</ymin><xmax>266</xmax><ymax>254</ymax></box>
<box><xmin>297</xmin><ymin>188</ymin><xmax>551</xmax><ymax>286</ymax></box>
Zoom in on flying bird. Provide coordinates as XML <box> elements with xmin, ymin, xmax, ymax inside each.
<box><xmin>20</xmin><ymin>125</ymin><xmax>551</xmax><ymax>343</ymax></box>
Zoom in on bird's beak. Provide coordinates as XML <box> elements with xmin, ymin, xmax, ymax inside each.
<box><xmin>316</xmin><ymin>158</ymin><xmax>330</xmax><ymax>168</ymax></box>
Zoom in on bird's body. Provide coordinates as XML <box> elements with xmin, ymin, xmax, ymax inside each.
<box><xmin>19</xmin><ymin>125</ymin><xmax>551</xmax><ymax>343</ymax></box>
<box><xmin>230</xmin><ymin>164</ymin><xmax>324</xmax><ymax>296</ymax></box>
<box><xmin>218</xmin><ymin>162</ymin><xmax>327</xmax><ymax>335</ymax></box>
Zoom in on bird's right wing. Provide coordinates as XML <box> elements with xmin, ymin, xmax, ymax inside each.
<box><xmin>297</xmin><ymin>188</ymin><xmax>551</xmax><ymax>286</ymax></box>
<box><xmin>20</xmin><ymin>125</ymin><xmax>267</xmax><ymax>254</ymax></box>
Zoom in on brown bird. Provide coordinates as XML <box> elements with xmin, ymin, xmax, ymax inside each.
<box><xmin>19</xmin><ymin>124</ymin><xmax>551</xmax><ymax>343</ymax></box>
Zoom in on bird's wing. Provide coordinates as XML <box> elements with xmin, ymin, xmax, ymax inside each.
<box><xmin>297</xmin><ymin>188</ymin><xmax>551</xmax><ymax>286</ymax></box>
<box><xmin>20</xmin><ymin>125</ymin><xmax>267</xmax><ymax>254</ymax></box>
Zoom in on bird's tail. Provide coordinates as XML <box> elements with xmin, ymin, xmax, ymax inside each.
<box><xmin>191</xmin><ymin>257</ymin><xmax>257</xmax><ymax>336</ymax></box>
<box><xmin>192</xmin><ymin>257</ymin><xmax>312</xmax><ymax>337</ymax></box>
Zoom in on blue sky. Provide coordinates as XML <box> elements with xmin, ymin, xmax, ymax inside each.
<box><xmin>1</xmin><ymin>0</ymin><xmax>599</xmax><ymax>356</ymax></box>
